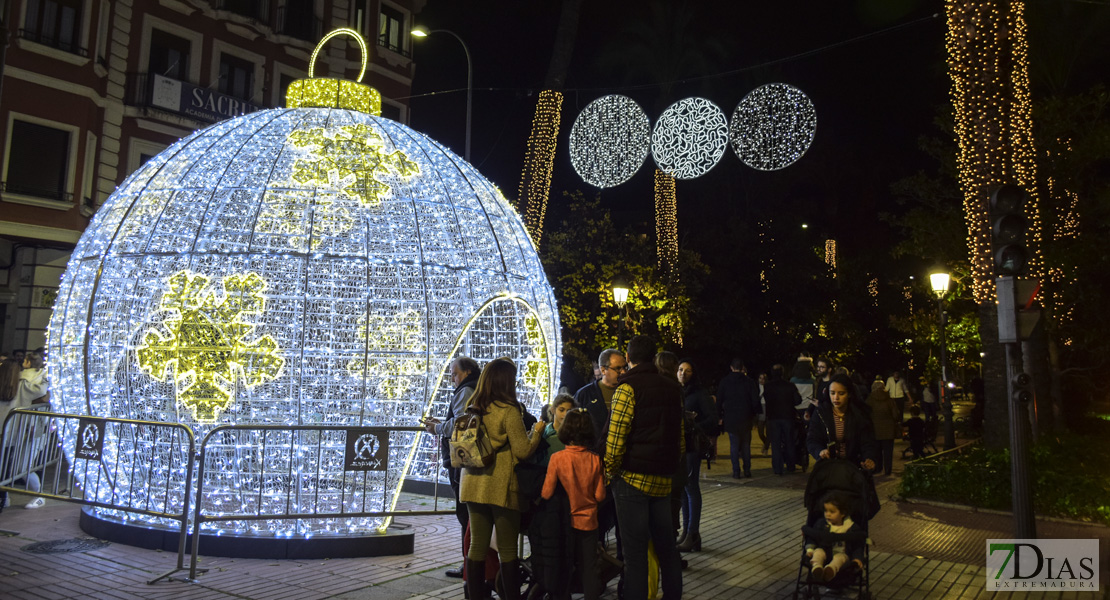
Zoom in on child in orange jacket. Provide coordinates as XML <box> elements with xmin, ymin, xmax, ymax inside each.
<box><xmin>542</xmin><ymin>409</ymin><xmax>606</xmax><ymax>600</ymax></box>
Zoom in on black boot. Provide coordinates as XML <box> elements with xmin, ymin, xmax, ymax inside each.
<box><xmin>466</xmin><ymin>559</ymin><xmax>488</xmax><ymax>600</ymax></box>
<box><xmin>499</xmin><ymin>559</ymin><xmax>522</xmax><ymax>600</ymax></box>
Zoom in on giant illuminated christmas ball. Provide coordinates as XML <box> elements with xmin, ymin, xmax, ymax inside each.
<box><xmin>46</xmin><ymin>32</ymin><xmax>560</xmax><ymax>545</ymax></box>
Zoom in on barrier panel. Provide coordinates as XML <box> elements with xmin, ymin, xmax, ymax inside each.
<box><xmin>189</xmin><ymin>424</ymin><xmax>453</xmax><ymax>580</ymax></box>
<box><xmin>0</xmin><ymin>408</ymin><xmax>197</xmax><ymax>584</ymax></box>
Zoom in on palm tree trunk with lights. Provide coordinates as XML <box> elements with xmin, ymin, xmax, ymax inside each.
<box><xmin>948</xmin><ymin>0</ymin><xmax>1045</xmax><ymax>538</ymax></box>
<box><xmin>946</xmin><ymin>0</ymin><xmax>1045</xmax><ymax>449</ymax></box>
<box><xmin>517</xmin><ymin>0</ymin><xmax>583</xmax><ymax>247</ymax></box>
<box><xmin>654</xmin><ymin>169</ymin><xmax>679</xmax><ymax>284</ymax></box>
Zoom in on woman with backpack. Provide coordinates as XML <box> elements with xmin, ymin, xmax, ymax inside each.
<box><xmin>460</xmin><ymin>357</ymin><xmax>546</xmax><ymax>600</ymax></box>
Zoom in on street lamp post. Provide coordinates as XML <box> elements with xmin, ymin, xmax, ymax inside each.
<box><xmin>612</xmin><ymin>279</ymin><xmax>629</xmax><ymax>350</ymax></box>
<box><xmin>411</xmin><ymin>27</ymin><xmax>473</xmax><ymax>162</ymax></box>
<box><xmin>930</xmin><ymin>270</ymin><xmax>956</xmax><ymax>450</ymax></box>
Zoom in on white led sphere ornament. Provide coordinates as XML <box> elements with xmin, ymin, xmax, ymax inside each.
<box><xmin>730</xmin><ymin>83</ymin><xmax>817</xmax><ymax>171</ymax></box>
<box><xmin>651</xmin><ymin>97</ymin><xmax>729</xmax><ymax>180</ymax></box>
<box><xmin>568</xmin><ymin>95</ymin><xmax>651</xmax><ymax>188</ymax></box>
<box><xmin>46</xmin><ymin>32</ymin><xmax>560</xmax><ymax>543</ymax></box>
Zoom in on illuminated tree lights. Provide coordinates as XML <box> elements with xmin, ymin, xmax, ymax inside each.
<box><xmin>519</xmin><ymin>90</ymin><xmax>563</xmax><ymax>245</ymax></box>
<box><xmin>568</xmin><ymin>95</ymin><xmax>651</xmax><ymax>188</ymax></box>
<box><xmin>651</xmin><ymin>97</ymin><xmax>728</xmax><ymax>180</ymax></box>
<box><xmin>654</xmin><ymin>169</ymin><xmax>679</xmax><ymax>277</ymax></box>
<box><xmin>730</xmin><ymin>83</ymin><xmax>816</xmax><ymax>171</ymax></box>
<box><xmin>47</xmin><ymin>103</ymin><xmax>561</xmax><ymax>539</ymax></box>
<box><xmin>946</xmin><ymin>0</ymin><xmax>1042</xmax><ymax>302</ymax></box>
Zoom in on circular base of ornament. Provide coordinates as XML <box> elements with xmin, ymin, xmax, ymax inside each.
<box><xmin>79</xmin><ymin>506</ymin><xmax>415</xmax><ymax>559</ymax></box>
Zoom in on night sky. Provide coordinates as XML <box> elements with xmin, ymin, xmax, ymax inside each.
<box><xmin>407</xmin><ymin>0</ymin><xmax>948</xmax><ymax>256</ymax></box>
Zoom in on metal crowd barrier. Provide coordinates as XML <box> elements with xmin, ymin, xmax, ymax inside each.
<box><xmin>189</xmin><ymin>424</ymin><xmax>453</xmax><ymax>580</ymax></box>
<box><xmin>0</xmin><ymin>408</ymin><xmax>197</xmax><ymax>584</ymax></box>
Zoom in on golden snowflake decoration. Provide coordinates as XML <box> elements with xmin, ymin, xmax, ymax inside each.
<box><xmin>287</xmin><ymin>123</ymin><xmax>419</xmax><ymax>207</ymax></box>
<box><xmin>136</xmin><ymin>270</ymin><xmax>285</xmax><ymax>422</ymax></box>
<box><xmin>257</xmin><ymin>123</ymin><xmax>420</xmax><ymax>250</ymax></box>
<box><xmin>348</xmin><ymin>308</ymin><xmax>427</xmax><ymax>399</ymax></box>
<box><xmin>522</xmin><ymin>314</ymin><xmax>548</xmax><ymax>391</ymax></box>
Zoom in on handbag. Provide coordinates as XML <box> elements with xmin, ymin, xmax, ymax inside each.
<box><xmin>450</xmin><ymin>405</ymin><xmax>496</xmax><ymax>469</ymax></box>
<box><xmin>684</xmin><ymin>411</ymin><xmax>714</xmax><ymax>459</ymax></box>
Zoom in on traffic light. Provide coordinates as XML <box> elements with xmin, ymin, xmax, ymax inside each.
<box><xmin>996</xmin><ymin>275</ymin><xmax>1041</xmax><ymax>343</ymax></box>
<box><xmin>988</xmin><ymin>184</ymin><xmax>1030</xmax><ymax>276</ymax></box>
<box><xmin>1011</xmin><ymin>371</ymin><xmax>1033</xmax><ymax>403</ymax></box>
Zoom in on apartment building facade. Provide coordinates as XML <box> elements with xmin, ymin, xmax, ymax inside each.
<box><xmin>0</xmin><ymin>0</ymin><xmax>424</xmax><ymax>353</ymax></box>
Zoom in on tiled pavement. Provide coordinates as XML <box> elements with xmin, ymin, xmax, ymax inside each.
<box><xmin>1</xmin><ymin>435</ymin><xmax>1107</xmax><ymax>599</ymax></box>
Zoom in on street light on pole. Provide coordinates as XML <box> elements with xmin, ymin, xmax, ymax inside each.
<box><xmin>930</xmin><ymin>269</ymin><xmax>956</xmax><ymax>450</ymax></box>
<box><xmin>411</xmin><ymin>27</ymin><xmax>473</xmax><ymax>163</ymax></box>
<box><xmin>612</xmin><ymin>278</ymin><xmax>629</xmax><ymax>349</ymax></box>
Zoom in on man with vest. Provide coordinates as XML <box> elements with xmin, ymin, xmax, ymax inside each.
<box><xmin>422</xmin><ymin>356</ymin><xmax>480</xmax><ymax>578</ymax></box>
<box><xmin>604</xmin><ymin>335</ymin><xmax>684</xmax><ymax>600</ymax></box>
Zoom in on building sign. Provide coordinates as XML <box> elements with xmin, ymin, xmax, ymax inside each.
<box><xmin>343</xmin><ymin>428</ymin><xmax>390</xmax><ymax>471</ymax></box>
<box><xmin>75</xmin><ymin>417</ymin><xmax>106</xmax><ymax>461</ymax></box>
<box><xmin>151</xmin><ymin>75</ymin><xmax>261</xmax><ymax>123</ymax></box>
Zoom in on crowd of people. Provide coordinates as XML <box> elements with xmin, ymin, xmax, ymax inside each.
<box><xmin>425</xmin><ymin>340</ymin><xmax>940</xmax><ymax>600</ymax></box>
<box><xmin>2</xmin><ymin>337</ymin><xmax>933</xmax><ymax>597</ymax></box>
<box><xmin>0</xmin><ymin>348</ymin><xmax>51</xmax><ymax>512</ymax></box>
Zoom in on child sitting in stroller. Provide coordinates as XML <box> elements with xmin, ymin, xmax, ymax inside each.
<box><xmin>805</xmin><ymin>491</ymin><xmax>864</xmax><ymax>582</ymax></box>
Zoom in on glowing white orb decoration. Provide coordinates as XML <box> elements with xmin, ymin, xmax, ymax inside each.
<box><xmin>650</xmin><ymin>97</ymin><xmax>728</xmax><ymax>180</ymax></box>
<box><xmin>568</xmin><ymin>95</ymin><xmax>651</xmax><ymax>188</ymax></box>
<box><xmin>730</xmin><ymin>83</ymin><xmax>816</xmax><ymax>171</ymax></box>
<box><xmin>47</xmin><ymin>75</ymin><xmax>560</xmax><ymax>539</ymax></box>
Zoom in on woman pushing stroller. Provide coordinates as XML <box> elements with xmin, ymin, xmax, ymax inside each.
<box><xmin>806</xmin><ymin>373</ymin><xmax>878</xmax><ymax>472</ymax></box>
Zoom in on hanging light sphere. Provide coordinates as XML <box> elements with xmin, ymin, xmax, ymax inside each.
<box><xmin>46</xmin><ymin>36</ymin><xmax>560</xmax><ymax>547</ymax></box>
<box><xmin>651</xmin><ymin>97</ymin><xmax>729</xmax><ymax>180</ymax></box>
<box><xmin>730</xmin><ymin>83</ymin><xmax>817</xmax><ymax>171</ymax></box>
<box><xmin>568</xmin><ymin>94</ymin><xmax>651</xmax><ymax>188</ymax></box>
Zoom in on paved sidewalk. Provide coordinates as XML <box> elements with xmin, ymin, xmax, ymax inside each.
<box><xmin>1</xmin><ymin>432</ymin><xmax>1107</xmax><ymax>599</ymax></box>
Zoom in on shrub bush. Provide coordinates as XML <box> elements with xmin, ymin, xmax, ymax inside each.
<box><xmin>899</xmin><ymin>421</ymin><xmax>1110</xmax><ymax>524</ymax></box>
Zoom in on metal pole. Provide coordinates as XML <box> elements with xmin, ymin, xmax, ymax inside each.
<box><xmin>1006</xmin><ymin>342</ymin><xmax>1036</xmax><ymax>539</ymax></box>
<box><xmin>939</xmin><ymin>297</ymin><xmax>956</xmax><ymax>449</ymax></box>
<box><xmin>431</xmin><ymin>30</ymin><xmax>472</xmax><ymax>163</ymax></box>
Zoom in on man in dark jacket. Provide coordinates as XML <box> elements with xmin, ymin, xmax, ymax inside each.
<box><xmin>604</xmin><ymin>335</ymin><xmax>684</xmax><ymax>600</ymax></box>
<box><xmin>574</xmin><ymin>349</ymin><xmax>627</xmax><ymax>553</ymax></box>
<box><xmin>574</xmin><ymin>348</ymin><xmax>627</xmax><ymax>455</ymax></box>
<box><xmin>422</xmin><ymin>356</ymin><xmax>479</xmax><ymax>578</ymax></box>
<box><xmin>764</xmin><ymin>364</ymin><xmax>803</xmax><ymax>475</ymax></box>
<box><xmin>716</xmin><ymin>358</ymin><xmax>760</xmax><ymax>478</ymax></box>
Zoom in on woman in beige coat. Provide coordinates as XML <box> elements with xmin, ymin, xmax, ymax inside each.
<box><xmin>460</xmin><ymin>357</ymin><xmax>544</xmax><ymax>600</ymax></box>
<box><xmin>865</xmin><ymin>380</ymin><xmax>900</xmax><ymax>476</ymax></box>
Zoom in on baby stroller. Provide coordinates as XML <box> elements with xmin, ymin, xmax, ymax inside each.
<box><xmin>793</xmin><ymin>416</ymin><xmax>810</xmax><ymax>473</ymax></box>
<box><xmin>792</xmin><ymin>459</ymin><xmax>880</xmax><ymax>600</ymax></box>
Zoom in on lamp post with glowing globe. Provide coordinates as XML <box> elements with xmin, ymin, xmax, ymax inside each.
<box><xmin>930</xmin><ymin>269</ymin><xmax>956</xmax><ymax>450</ymax></box>
<box><xmin>612</xmin><ymin>278</ymin><xmax>630</xmax><ymax>349</ymax></box>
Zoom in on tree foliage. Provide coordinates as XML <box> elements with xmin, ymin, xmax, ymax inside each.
<box><xmin>542</xmin><ymin>191</ymin><xmax>705</xmax><ymax>379</ymax></box>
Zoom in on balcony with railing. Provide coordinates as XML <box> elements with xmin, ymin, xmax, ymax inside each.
<box><xmin>17</xmin><ymin>28</ymin><xmax>88</xmax><ymax>57</ymax></box>
<box><xmin>209</xmin><ymin>0</ymin><xmax>271</xmax><ymax>22</ymax></box>
<box><xmin>125</xmin><ymin>73</ymin><xmax>264</xmax><ymax>123</ymax></box>
<box><xmin>0</xmin><ymin>181</ymin><xmax>73</xmax><ymax>203</ymax></box>
<box><xmin>276</xmin><ymin>6</ymin><xmax>322</xmax><ymax>43</ymax></box>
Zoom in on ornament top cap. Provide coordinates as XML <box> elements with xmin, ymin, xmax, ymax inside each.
<box><xmin>285</xmin><ymin>28</ymin><xmax>382</xmax><ymax>116</ymax></box>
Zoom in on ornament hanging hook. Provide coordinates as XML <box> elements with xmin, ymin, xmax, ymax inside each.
<box><xmin>309</xmin><ymin>28</ymin><xmax>370</xmax><ymax>83</ymax></box>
